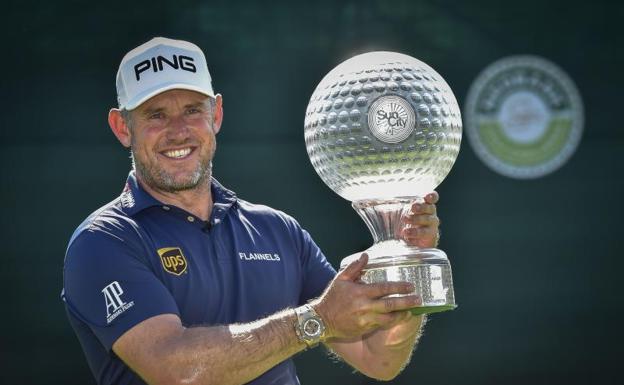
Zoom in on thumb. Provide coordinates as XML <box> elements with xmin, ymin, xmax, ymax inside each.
<box><xmin>337</xmin><ymin>253</ymin><xmax>368</xmax><ymax>281</ymax></box>
<box><xmin>424</xmin><ymin>191</ymin><xmax>439</xmax><ymax>204</ymax></box>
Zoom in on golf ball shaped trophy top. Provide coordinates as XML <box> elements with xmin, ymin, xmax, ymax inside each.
<box><xmin>305</xmin><ymin>52</ymin><xmax>462</xmax><ymax>314</ymax></box>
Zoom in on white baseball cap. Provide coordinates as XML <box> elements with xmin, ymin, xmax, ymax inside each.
<box><xmin>115</xmin><ymin>37</ymin><xmax>215</xmax><ymax>110</ymax></box>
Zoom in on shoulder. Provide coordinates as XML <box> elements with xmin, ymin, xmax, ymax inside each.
<box><xmin>65</xmin><ymin>197</ymin><xmax>144</xmax><ymax>267</ymax></box>
<box><xmin>235</xmin><ymin>199</ymin><xmax>303</xmax><ymax>232</ymax></box>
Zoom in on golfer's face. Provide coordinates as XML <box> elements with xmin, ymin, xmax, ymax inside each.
<box><xmin>129</xmin><ymin>89</ymin><xmax>218</xmax><ymax>192</ymax></box>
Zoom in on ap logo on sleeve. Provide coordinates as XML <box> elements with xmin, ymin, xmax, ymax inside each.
<box><xmin>102</xmin><ymin>281</ymin><xmax>135</xmax><ymax>324</ymax></box>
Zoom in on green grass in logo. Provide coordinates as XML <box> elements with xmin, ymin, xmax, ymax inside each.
<box><xmin>478</xmin><ymin>118</ymin><xmax>572</xmax><ymax>166</ymax></box>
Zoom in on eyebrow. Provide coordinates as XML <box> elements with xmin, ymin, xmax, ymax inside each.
<box><xmin>141</xmin><ymin>102</ymin><xmax>207</xmax><ymax>117</ymax></box>
<box><xmin>184</xmin><ymin>102</ymin><xmax>206</xmax><ymax>110</ymax></box>
<box><xmin>140</xmin><ymin>107</ymin><xmax>165</xmax><ymax>117</ymax></box>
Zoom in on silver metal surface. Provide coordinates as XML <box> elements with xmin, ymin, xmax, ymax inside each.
<box><xmin>341</xmin><ymin>241</ymin><xmax>456</xmax><ymax>310</ymax></box>
<box><xmin>362</xmin><ymin>263</ymin><xmax>455</xmax><ymax>307</ymax></box>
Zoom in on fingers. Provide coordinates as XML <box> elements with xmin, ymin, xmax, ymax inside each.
<box><xmin>408</xmin><ymin>202</ymin><xmax>436</xmax><ymax>216</ymax></box>
<box><xmin>362</xmin><ymin>281</ymin><xmax>414</xmax><ymax>298</ymax></box>
<box><xmin>355</xmin><ymin>307</ymin><xmax>416</xmax><ymax>331</ymax></box>
<box><xmin>402</xmin><ymin>226</ymin><xmax>438</xmax><ymax>247</ymax></box>
<box><xmin>403</xmin><ymin>213</ymin><xmax>440</xmax><ymax>226</ymax></box>
<box><xmin>370</xmin><ymin>311</ymin><xmax>412</xmax><ymax>328</ymax></box>
<box><xmin>406</xmin><ymin>192</ymin><xmax>438</xmax><ymax>223</ymax></box>
<box><xmin>336</xmin><ymin>253</ymin><xmax>368</xmax><ymax>282</ymax></box>
<box><xmin>402</xmin><ymin>191</ymin><xmax>440</xmax><ymax>248</ymax></box>
<box><xmin>424</xmin><ymin>191</ymin><xmax>439</xmax><ymax>204</ymax></box>
<box><xmin>369</xmin><ymin>295</ymin><xmax>421</xmax><ymax>314</ymax></box>
<box><xmin>352</xmin><ymin>311</ymin><xmax>407</xmax><ymax>332</ymax></box>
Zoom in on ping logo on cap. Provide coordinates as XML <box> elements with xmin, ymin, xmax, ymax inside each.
<box><xmin>116</xmin><ymin>37</ymin><xmax>215</xmax><ymax>109</ymax></box>
<box><xmin>134</xmin><ymin>55</ymin><xmax>197</xmax><ymax>81</ymax></box>
<box><xmin>157</xmin><ymin>247</ymin><xmax>188</xmax><ymax>275</ymax></box>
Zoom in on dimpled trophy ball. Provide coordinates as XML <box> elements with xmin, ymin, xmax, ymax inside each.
<box><xmin>304</xmin><ymin>52</ymin><xmax>462</xmax><ymax>314</ymax></box>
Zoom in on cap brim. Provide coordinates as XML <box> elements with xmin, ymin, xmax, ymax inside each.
<box><xmin>124</xmin><ymin>83</ymin><xmax>215</xmax><ymax>110</ymax></box>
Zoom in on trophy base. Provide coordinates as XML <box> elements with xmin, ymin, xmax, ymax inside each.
<box><xmin>410</xmin><ymin>305</ymin><xmax>456</xmax><ymax>315</ymax></box>
<box><xmin>341</xmin><ymin>243</ymin><xmax>457</xmax><ymax>315</ymax></box>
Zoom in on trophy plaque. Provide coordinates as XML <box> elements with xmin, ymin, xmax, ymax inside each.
<box><xmin>304</xmin><ymin>52</ymin><xmax>462</xmax><ymax>314</ymax></box>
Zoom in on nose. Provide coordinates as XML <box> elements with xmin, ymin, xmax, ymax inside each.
<box><xmin>166</xmin><ymin>114</ymin><xmax>190</xmax><ymax>142</ymax></box>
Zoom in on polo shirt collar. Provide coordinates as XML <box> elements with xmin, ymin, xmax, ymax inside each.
<box><xmin>119</xmin><ymin>171</ymin><xmax>161</xmax><ymax>215</ymax></box>
<box><xmin>119</xmin><ymin>171</ymin><xmax>237</xmax><ymax>217</ymax></box>
<box><xmin>211</xmin><ymin>177</ymin><xmax>237</xmax><ymax>209</ymax></box>
<box><xmin>208</xmin><ymin>177</ymin><xmax>236</xmax><ymax>226</ymax></box>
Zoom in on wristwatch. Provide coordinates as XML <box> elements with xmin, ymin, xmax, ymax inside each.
<box><xmin>294</xmin><ymin>304</ymin><xmax>326</xmax><ymax>348</ymax></box>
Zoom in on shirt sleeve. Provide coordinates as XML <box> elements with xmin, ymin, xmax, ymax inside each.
<box><xmin>63</xmin><ymin>223</ymin><xmax>180</xmax><ymax>351</ymax></box>
<box><xmin>296</xmin><ymin>226</ymin><xmax>337</xmax><ymax>304</ymax></box>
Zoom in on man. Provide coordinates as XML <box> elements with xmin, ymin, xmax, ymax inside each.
<box><xmin>62</xmin><ymin>37</ymin><xmax>441</xmax><ymax>385</ymax></box>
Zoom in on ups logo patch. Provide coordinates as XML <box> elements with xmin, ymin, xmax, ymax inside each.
<box><xmin>157</xmin><ymin>247</ymin><xmax>188</xmax><ymax>276</ymax></box>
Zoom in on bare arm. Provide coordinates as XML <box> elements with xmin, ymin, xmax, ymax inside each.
<box><xmin>326</xmin><ymin>312</ymin><xmax>426</xmax><ymax>380</ymax></box>
<box><xmin>113</xmin><ymin>310</ymin><xmax>306</xmax><ymax>385</ymax></box>
<box><xmin>113</xmin><ymin>261</ymin><xmax>417</xmax><ymax>385</ymax></box>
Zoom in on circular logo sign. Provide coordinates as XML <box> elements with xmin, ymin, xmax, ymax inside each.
<box><xmin>368</xmin><ymin>96</ymin><xmax>416</xmax><ymax>144</ymax></box>
<box><xmin>464</xmin><ymin>56</ymin><xmax>584</xmax><ymax>179</ymax></box>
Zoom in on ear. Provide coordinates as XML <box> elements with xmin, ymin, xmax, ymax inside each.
<box><xmin>108</xmin><ymin>108</ymin><xmax>132</xmax><ymax>148</ymax></box>
<box><xmin>212</xmin><ymin>94</ymin><xmax>224</xmax><ymax>134</ymax></box>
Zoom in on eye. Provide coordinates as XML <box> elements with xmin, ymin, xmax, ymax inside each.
<box><xmin>186</xmin><ymin>107</ymin><xmax>202</xmax><ymax>115</ymax></box>
<box><xmin>149</xmin><ymin>112</ymin><xmax>164</xmax><ymax>120</ymax></box>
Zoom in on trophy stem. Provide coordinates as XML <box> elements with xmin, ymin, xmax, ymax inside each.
<box><xmin>352</xmin><ymin>198</ymin><xmax>422</xmax><ymax>244</ymax></box>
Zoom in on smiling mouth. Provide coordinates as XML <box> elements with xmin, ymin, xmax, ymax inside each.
<box><xmin>161</xmin><ymin>147</ymin><xmax>195</xmax><ymax>159</ymax></box>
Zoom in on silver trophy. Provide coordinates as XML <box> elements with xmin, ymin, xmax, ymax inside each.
<box><xmin>304</xmin><ymin>52</ymin><xmax>462</xmax><ymax>314</ymax></box>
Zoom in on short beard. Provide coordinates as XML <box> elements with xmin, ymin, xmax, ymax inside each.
<box><xmin>131</xmin><ymin>150</ymin><xmax>212</xmax><ymax>193</ymax></box>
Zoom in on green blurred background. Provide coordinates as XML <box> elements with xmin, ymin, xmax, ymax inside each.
<box><xmin>2</xmin><ymin>0</ymin><xmax>622</xmax><ymax>384</ymax></box>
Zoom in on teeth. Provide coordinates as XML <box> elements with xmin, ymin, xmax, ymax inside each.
<box><xmin>163</xmin><ymin>148</ymin><xmax>192</xmax><ymax>159</ymax></box>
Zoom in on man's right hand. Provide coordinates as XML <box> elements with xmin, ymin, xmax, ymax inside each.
<box><xmin>311</xmin><ymin>253</ymin><xmax>419</xmax><ymax>340</ymax></box>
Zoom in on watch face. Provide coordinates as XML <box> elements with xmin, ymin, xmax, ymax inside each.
<box><xmin>303</xmin><ymin>318</ymin><xmax>321</xmax><ymax>337</ymax></box>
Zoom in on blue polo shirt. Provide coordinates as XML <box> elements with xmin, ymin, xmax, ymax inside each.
<box><xmin>61</xmin><ymin>172</ymin><xmax>336</xmax><ymax>385</ymax></box>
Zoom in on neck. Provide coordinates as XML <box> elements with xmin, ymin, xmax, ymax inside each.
<box><xmin>136</xmin><ymin>174</ymin><xmax>214</xmax><ymax>221</ymax></box>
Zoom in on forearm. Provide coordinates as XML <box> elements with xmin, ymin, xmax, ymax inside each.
<box><xmin>136</xmin><ymin>310</ymin><xmax>306</xmax><ymax>385</ymax></box>
<box><xmin>328</xmin><ymin>313</ymin><xmax>426</xmax><ymax>381</ymax></box>
<box><xmin>361</xmin><ymin>314</ymin><xmax>425</xmax><ymax>377</ymax></box>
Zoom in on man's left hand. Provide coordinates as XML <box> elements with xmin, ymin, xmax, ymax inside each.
<box><xmin>401</xmin><ymin>191</ymin><xmax>440</xmax><ymax>248</ymax></box>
